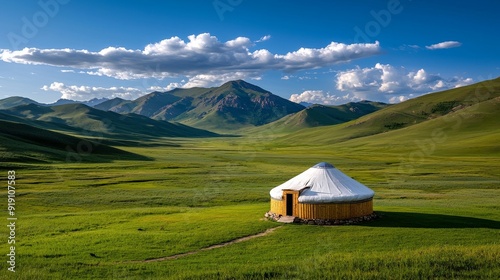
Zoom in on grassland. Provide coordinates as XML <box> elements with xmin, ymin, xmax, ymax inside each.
<box><xmin>0</xmin><ymin>78</ymin><xmax>498</xmax><ymax>279</ymax></box>
<box><xmin>1</xmin><ymin>129</ymin><xmax>499</xmax><ymax>279</ymax></box>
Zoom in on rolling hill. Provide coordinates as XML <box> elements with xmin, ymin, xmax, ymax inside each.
<box><xmin>0</xmin><ymin>120</ymin><xmax>151</xmax><ymax>163</ymax></box>
<box><xmin>0</xmin><ymin>103</ymin><xmax>218</xmax><ymax>139</ymax></box>
<box><xmin>258</xmin><ymin>101</ymin><xmax>389</xmax><ymax>133</ymax></box>
<box><xmin>0</xmin><ymin>96</ymin><xmax>41</xmax><ymax>109</ymax></box>
<box><xmin>95</xmin><ymin>80</ymin><xmax>305</xmax><ymax>131</ymax></box>
<box><xmin>343</xmin><ymin>96</ymin><xmax>500</xmax><ymax>157</ymax></box>
<box><xmin>273</xmin><ymin>77</ymin><xmax>500</xmax><ymax>156</ymax></box>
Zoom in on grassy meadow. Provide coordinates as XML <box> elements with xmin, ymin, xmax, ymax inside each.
<box><xmin>1</xmin><ymin>129</ymin><xmax>499</xmax><ymax>279</ymax></box>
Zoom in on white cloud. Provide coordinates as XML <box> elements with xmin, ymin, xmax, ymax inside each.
<box><xmin>453</xmin><ymin>77</ymin><xmax>473</xmax><ymax>88</ymax></box>
<box><xmin>0</xmin><ymin>33</ymin><xmax>381</xmax><ymax>81</ymax></box>
<box><xmin>256</xmin><ymin>35</ymin><xmax>271</xmax><ymax>42</ymax></box>
<box><xmin>290</xmin><ymin>90</ymin><xmax>358</xmax><ymax>105</ymax></box>
<box><xmin>335</xmin><ymin>63</ymin><xmax>473</xmax><ymax>103</ymax></box>
<box><xmin>425</xmin><ymin>41</ymin><xmax>462</xmax><ymax>50</ymax></box>
<box><xmin>388</xmin><ymin>95</ymin><xmax>413</xmax><ymax>104</ymax></box>
<box><xmin>165</xmin><ymin>82</ymin><xmax>184</xmax><ymax>91</ymax></box>
<box><xmin>182</xmin><ymin>72</ymin><xmax>258</xmax><ymax>88</ymax></box>
<box><xmin>41</xmin><ymin>82</ymin><xmax>146</xmax><ymax>101</ymax></box>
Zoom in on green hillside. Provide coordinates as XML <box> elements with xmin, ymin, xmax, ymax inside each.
<box><xmin>1</xmin><ymin>103</ymin><xmax>218</xmax><ymax>139</ymax></box>
<box><xmin>0</xmin><ymin>96</ymin><xmax>40</xmax><ymax>109</ymax></box>
<box><xmin>333</xmin><ymin>96</ymin><xmax>500</xmax><ymax>158</ymax></box>
<box><xmin>93</xmin><ymin>97</ymin><xmax>133</xmax><ymax>113</ymax></box>
<box><xmin>0</xmin><ymin>120</ymin><xmax>149</xmax><ymax>163</ymax></box>
<box><xmin>275</xmin><ymin>77</ymin><xmax>500</xmax><ymax>146</ymax></box>
<box><xmin>257</xmin><ymin>101</ymin><xmax>389</xmax><ymax>133</ymax></box>
<box><xmin>131</xmin><ymin>92</ymin><xmax>182</xmax><ymax>116</ymax></box>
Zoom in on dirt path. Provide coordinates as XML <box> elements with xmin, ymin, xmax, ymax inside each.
<box><xmin>136</xmin><ymin>226</ymin><xmax>282</xmax><ymax>263</ymax></box>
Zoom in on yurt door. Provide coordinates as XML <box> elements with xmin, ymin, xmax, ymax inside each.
<box><xmin>286</xmin><ymin>194</ymin><xmax>293</xmax><ymax>216</ymax></box>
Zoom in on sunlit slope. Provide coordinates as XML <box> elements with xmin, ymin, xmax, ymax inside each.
<box><xmin>334</xmin><ymin>96</ymin><xmax>500</xmax><ymax>157</ymax></box>
<box><xmin>253</xmin><ymin>101</ymin><xmax>389</xmax><ymax>134</ymax></box>
<box><xmin>276</xmin><ymin>77</ymin><xmax>500</xmax><ymax>146</ymax></box>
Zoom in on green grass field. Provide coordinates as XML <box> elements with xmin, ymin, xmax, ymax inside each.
<box><xmin>1</xmin><ymin>130</ymin><xmax>499</xmax><ymax>279</ymax></box>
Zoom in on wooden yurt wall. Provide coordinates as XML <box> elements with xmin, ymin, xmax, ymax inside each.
<box><xmin>297</xmin><ymin>199</ymin><xmax>373</xmax><ymax>220</ymax></box>
<box><xmin>270</xmin><ymin>198</ymin><xmax>284</xmax><ymax>215</ymax></box>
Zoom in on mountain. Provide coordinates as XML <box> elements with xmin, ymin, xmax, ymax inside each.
<box><xmin>0</xmin><ymin>96</ymin><xmax>41</xmax><ymax>109</ymax></box>
<box><xmin>95</xmin><ymin>80</ymin><xmax>305</xmax><ymax>131</ymax></box>
<box><xmin>259</xmin><ymin>101</ymin><xmax>389</xmax><ymax>133</ymax></box>
<box><xmin>0</xmin><ymin>103</ymin><xmax>218</xmax><ymax>140</ymax></box>
<box><xmin>48</xmin><ymin>99</ymin><xmax>78</xmax><ymax>106</ymax></box>
<box><xmin>275</xmin><ymin>77</ymin><xmax>500</xmax><ymax>149</ymax></box>
<box><xmin>48</xmin><ymin>97</ymin><xmax>110</xmax><ymax>107</ymax></box>
<box><xmin>0</xmin><ymin>96</ymin><xmax>110</xmax><ymax>109</ymax></box>
<box><xmin>93</xmin><ymin>97</ymin><xmax>133</xmax><ymax>112</ymax></box>
<box><xmin>84</xmin><ymin>98</ymin><xmax>110</xmax><ymax>107</ymax></box>
<box><xmin>0</xmin><ymin>120</ymin><xmax>150</xmax><ymax>163</ymax></box>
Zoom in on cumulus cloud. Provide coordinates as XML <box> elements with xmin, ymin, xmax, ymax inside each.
<box><xmin>41</xmin><ymin>82</ymin><xmax>146</xmax><ymax>101</ymax></box>
<box><xmin>335</xmin><ymin>63</ymin><xmax>473</xmax><ymax>102</ymax></box>
<box><xmin>425</xmin><ymin>41</ymin><xmax>462</xmax><ymax>50</ymax></box>
<box><xmin>0</xmin><ymin>33</ymin><xmax>381</xmax><ymax>81</ymax></box>
<box><xmin>290</xmin><ymin>90</ymin><xmax>357</xmax><ymax>105</ymax></box>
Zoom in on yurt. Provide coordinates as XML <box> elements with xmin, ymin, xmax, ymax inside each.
<box><xmin>269</xmin><ymin>162</ymin><xmax>375</xmax><ymax>221</ymax></box>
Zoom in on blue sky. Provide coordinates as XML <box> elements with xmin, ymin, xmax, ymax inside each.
<box><xmin>1</xmin><ymin>0</ymin><xmax>499</xmax><ymax>104</ymax></box>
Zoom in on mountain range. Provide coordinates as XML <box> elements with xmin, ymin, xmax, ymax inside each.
<box><xmin>1</xmin><ymin>80</ymin><xmax>309</xmax><ymax>132</ymax></box>
<box><xmin>1</xmin><ymin>77</ymin><xmax>498</xmax><ymax>162</ymax></box>
<box><xmin>0</xmin><ymin>96</ymin><xmax>110</xmax><ymax>109</ymax></box>
<box><xmin>0</xmin><ymin>80</ymin><xmax>389</xmax><ymax>134</ymax></box>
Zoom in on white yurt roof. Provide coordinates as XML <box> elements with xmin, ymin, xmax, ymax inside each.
<box><xmin>270</xmin><ymin>162</ymin><xmax>375</xmax><ymax>203</ymax></box>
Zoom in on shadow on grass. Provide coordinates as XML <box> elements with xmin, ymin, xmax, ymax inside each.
<box><xmin>364</xmin><ymin>211</ymin><xmax>500</xmax><ymax>229</ymax></box>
